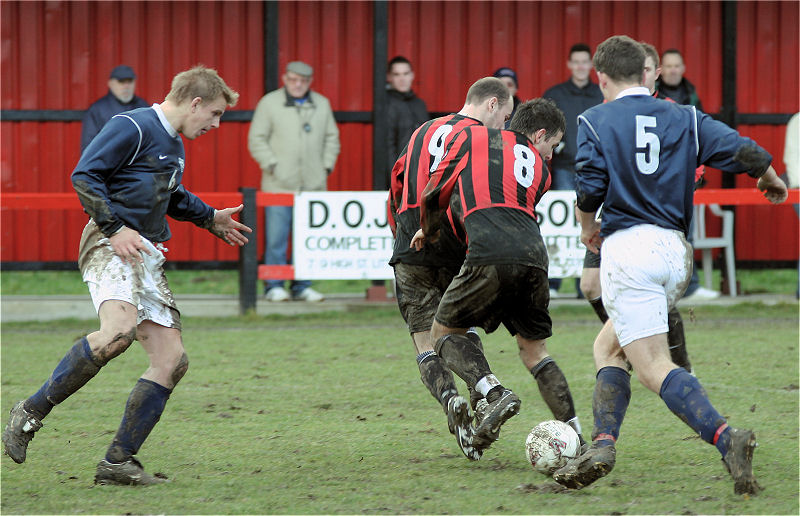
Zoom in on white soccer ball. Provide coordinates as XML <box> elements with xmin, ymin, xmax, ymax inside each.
<box><xmin>525</xmin><ymin>420</ymin><xmax>581</xmax><ymax>476</ymax></box>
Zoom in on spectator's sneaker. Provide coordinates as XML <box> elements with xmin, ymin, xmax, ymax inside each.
<box><xmin>264</xmin><ymin>286</ymin><xmax>290</xmax><ymax>302</ymax></box>
<box><xmin>722</xmin><ymin>428</ymin><xmax>762</xmax><ymax>495</ymax></box>
<box><xmin>446</xmin><ymin>396</ymin><xmax>481</xmax><ymax>461</ymax></box>
<box><xmin>553</xmin><ymin>443</ymin><xmax>616</xmax><ymax>489</ymax></box>
<box><xmin>474</xmin><ymin>389</ymin><xmax>520</xmax><ymax>451</ymax></box>
<box><xmin>95</xmin><ymin>457</ymin><xmax>167</xmax><ymax>486</ymax></box>
<box><xmin>2</xmin><ymin>401</ymin><xmax>43</xmax><ymax>464</ymax></box>
<box><xmin>294</xmin><ymin>287</ymin><xmax>324</xmax><ymax>302</ymax></box>
<box><xmin>683</xmin><ymin>286</ymin><xmax>720</xmax><ymax>301</ymax></box>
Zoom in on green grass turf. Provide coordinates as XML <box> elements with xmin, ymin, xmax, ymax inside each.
<box><xmin>2</xmin><ymin>268</ymin><xmax>797</xmax><ymax>296</ymax></box>
<box><xmin>1</xmin><ymin>304</ymin><xmax>797</xmax><ymax>514</ymax></box>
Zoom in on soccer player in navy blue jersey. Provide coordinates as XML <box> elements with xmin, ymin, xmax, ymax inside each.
<box><xmin>2</xmin><ymin>66</ymin><xmax>251</xmax><ymax>486</ymax></box>
<box><xmin>579</xmin><ymin>41</ymin><xmax>694</xmax><ymax>373</ymax></box>
<box><xmin>412</xmin><ymin>98</ymin><xmax>586</xmax><ymax>454</ymax></box>
<box><xmin>388</xmin><ymin>77</ymin><xmax>514</xmax><ymax>460</ymax></box>
<box><xmin>552</xmin><ymin>36</ymin><xmax>787</xmax><ymax>495</ymax></box>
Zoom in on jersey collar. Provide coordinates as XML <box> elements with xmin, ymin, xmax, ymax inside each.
<box><xmin>152</xmin><ymin>103</ymin><xmax>179</xmax><ymax>139</ymax></box>
<box><xmin>615</xmin><ymin>86</ymin><xmax>650</xmax><ymax>99</ymax></box>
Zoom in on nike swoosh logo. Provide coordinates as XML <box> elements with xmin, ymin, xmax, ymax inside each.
<box><xmin>159</xmin><ymin>155</ymin><xmax>168</xmax><ymax>160</ymax></box>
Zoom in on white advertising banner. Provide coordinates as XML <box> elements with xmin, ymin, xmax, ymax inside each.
<box><xmin>292</xmin><ymin>191</ymin><xmax>394</xmax><ymax>279</ymax></box>
<box><xmin>536</xmin><ymin>190</ymin><xmax>586</xmax><ymax>278</ymax></box>
<box><xmin>291</xmin><ymin>190</ymin><xmax>586</xmax><ymax>280</ymax></box>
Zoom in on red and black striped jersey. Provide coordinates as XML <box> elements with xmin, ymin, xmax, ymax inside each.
<box><xmin>421</xmin><ymin>125</ymin><xmax>552</xmax><ymax>269</ymax></box>
<box><xmin>388</xmin><ymin>113</ymin><xmax>480</xmax><ymax>267</ymax></box>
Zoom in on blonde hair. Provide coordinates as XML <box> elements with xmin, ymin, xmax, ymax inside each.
<box><xmin>165</xmin><ymin>65</ymin><xmax>239</xmax><ymax>107</ymax></box>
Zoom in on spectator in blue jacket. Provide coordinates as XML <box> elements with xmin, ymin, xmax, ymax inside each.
<box><xmin>80</xmin><ymin>65</ymin><xmax>148</xmax><ymax>152</ymax></box>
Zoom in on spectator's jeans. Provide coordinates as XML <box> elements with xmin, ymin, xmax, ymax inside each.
<box><xmin>264</xmin><ymin>206</ymin><xmax>310</xmax><ymax>294</ymax></box>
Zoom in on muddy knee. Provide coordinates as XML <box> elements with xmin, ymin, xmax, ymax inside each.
<box><xmin>171</xmin><ymin>352</ymin><xmax>189</xmax><ymax>386</ymax></box>
<box><xmin>93</xmin><ymin>326</ymin><xmax>137</xmax><ymax>363</ymax></box>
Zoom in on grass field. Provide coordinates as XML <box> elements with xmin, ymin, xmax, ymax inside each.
<box><xmin>1</xmin><ymin>304</ymin><xmax>797</xmax><ymax>514</ymax></box>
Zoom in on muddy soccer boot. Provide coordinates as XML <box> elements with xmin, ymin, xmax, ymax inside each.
<box><xmin>2</xmin><ymin>401</ymin><xmax>43</xmax><ymax>464</ymax></box>
<box><xmin>553</xmin><ymin>442</ymin><xmax>616</xmax><ymax>489</ymax></box>
<box><xmin>722</xmin><ymin>428</ymin><xmax>762</xmax><ymax>495</ymax></box>
<box><xmin>473</xmin><ymin>388</ymin><xmax>521</xmax><ymax>451</ymax></box>
<box><xmin>95</xmin><ymin>457</ymin><xmax>167</xmax><ymax>486</ymax></box>
<box><xmin>446</xmin><ymin>395</ymin><xmax>481</xmax><ymax>461</ymax></box>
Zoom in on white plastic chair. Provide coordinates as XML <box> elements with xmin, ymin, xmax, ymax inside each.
<box><xmin>692</xmin><ymin>204</ymin><xmax>737</xmax><ymax>297</ymax></box>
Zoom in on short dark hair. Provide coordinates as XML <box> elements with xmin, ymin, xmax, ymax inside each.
<box><xmin>569</xmin><ymin>43</ymin><xmax>592</xmax><ymax>59</ymax></box>
<box><xmin>640</xmin><ymin>41</ymin><xmax>660</xmax><ymax>68</ymax></box>
<box><xmin>465</xmin><ymin>77</ymin><xmax>512</xmax><ymax>107</ymax></box>
<box><xmin>593</xmin><ymin>35</ymin><xmax>646</xmax><ymax>83</ymax></box>
<box><xmin>661</xmin><ymin>48</ymin><xmax>683</xmax><ymax>61</ymax></box>
<box><xmin>508</xmin><ymin>98</ymin><xmax>566</xmax><ymax>141</ymax></box>
<box><xmin>388</xmin><ymin>55</ymin><xmax>412</xmax><ymax>72</ymax></box>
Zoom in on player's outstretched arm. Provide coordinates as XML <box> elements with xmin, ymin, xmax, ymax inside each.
<box><xmin>756</xmin><ymin>166</ymin><xmax>789</xmax><ymax>205</ymax></box>
<box><xmin>208</xmin><ymin>205</ymin><xmax>253</xmax><ymax>246</ymax></box>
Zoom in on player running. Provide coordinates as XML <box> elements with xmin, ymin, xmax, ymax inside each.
<box><xmin>2</xmin><ymin>66</ymin><xmax>250</xmax><ymax>485</ymax></box>
<box><xmin>552</xmin><ymin>36</ymin><xmax>787</xmax><ymax>495</ymax></box>
<box><xmin>412</xmin><ymin>98</ymin><xmax>585</xmax><ymax>454</ymax></box>
<box><xmin>389</xmin><ymin>77</ymin><xmax>514</xmax><ymax>460</ymax></box>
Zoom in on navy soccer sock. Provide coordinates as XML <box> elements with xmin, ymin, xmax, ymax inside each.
<box><xmin>25</xmin><ymin>337</ymin><xmax>104</xmax><ymax>420</ymax></box>
<box><xmin>105</xmin><ymin>378</ymin><xmax>172</xmax><ymax>464</ymax></box>
<box><xmin>659</xmin><ymin>368</ymin><xmax>730</xmax><ymax>456</ymax></box>
<box><xmin>591</xmin><ymin>366</ymin><xmax>631</xmax><ymax>446</ymax></box>
<box><xmin>416</xmin><ymin>351</ymin><xmax>458</xmax><ymax>411</ymax></box>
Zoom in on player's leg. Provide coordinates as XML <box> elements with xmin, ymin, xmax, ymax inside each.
<box><xmin>96</xmin><ymin>320</ymin><xmax>185</xmax><ymax>486</ymax></box>
<box><xmin>2</xmin><ymin>300</ymin><xmax>137</xmax><ymax>464</ymax></box>
<box><xmin>393</xmin><ymin>263</ymin><xmax>477</xmax><ymax>460</ymax></box>
<box><xmin>581</xmin><ymin>249</ymin><xmax>608</xmax><ymax>323</ymax></box>
<box><xmin>666</xmin><ymin>308</ymin><xmax>692</xmax><ymax>373</ymax></box>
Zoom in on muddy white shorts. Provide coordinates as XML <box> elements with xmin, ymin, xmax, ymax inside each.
<box><xmin>600</xmin><ymin>224</ymin><xmax>691</xmax><ymax>347</ymax></box>
<box><xmin>78</xmin><ymin>220</ymin><xmax>181</xmax><ymax>329</ymax></box>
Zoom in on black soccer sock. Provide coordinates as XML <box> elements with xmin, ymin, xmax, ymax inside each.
<box><xmin>588</xmin><ymin>297</ymin><xmax>609</xmax><ymax>323</ymax></box>
<box><xmin>591</xmin><ymin>366</ymin><xmax>631</xmax><ymax>446</ymax></box>
<box><xmin>530</xmin><ymin>357</ymin><xmax>577</xmax><ymax>424</ymax></box>
<box><xmin>464</xmin><ymin>329</ymin><xmax>485</xmax><ymax>409</ymax></box>
<box><xmin>25</xmin><ymin>337</ymin><xmax>105</xmax><ymax>420</ymax></box>
<box><xmin>434</xmin><ymin>333</ymin><xmax>493</xmax><ymax>389</ymax></box>
<box><xmin>667</xmin><ymin>308</ymin><xmax>692</xmax><ymax>372</ymax></box>
<box><xmin>106</xmin><ymin>378</ymin><xmax>172</xmax><ymax>464</ymax></box>
<box><xmin>416</xmin><ymin>351</ymin><xmax>458</xmax><ymax>412</ymax></box>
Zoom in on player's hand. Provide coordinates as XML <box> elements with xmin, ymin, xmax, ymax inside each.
<box><xmin>210</xmin><ymin>205</ymin><xmax>253</xmax><ymax>246</ymax></box>
<box><xmin>581</xmin><ymin>224</ymin><xmax>603</xmax><ymax>255</ymax></box>
<box><xmin>410</xmin><ymin>229</ymin><xmax>426</xmax><ymax>251</ymax></box>
<box><xmin>757</xmin><ymin>174</ymin><xmax>789</xmax><ymax>205</ymax></box>
<box><xmin>109</xmin><ymin>227</ymin><xmax>151</xmax><ymax>265</ymax></box>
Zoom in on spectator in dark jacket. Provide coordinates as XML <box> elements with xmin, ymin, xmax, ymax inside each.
<box><xmin>655</xmin><ymin>49</ymin><xmax>704</xmax><ymax>111</ymax></box>
<box><xmin>492</xmin><ymin>67</ymin><xmax>522</xmax><ymax>128</ymax></box>
<box><xmin>381</xmin><ymin>56</ymin><xmax>429</xmax><ymax>190</ymax></box>
<box><xmin>81</xmin><ymin>65</ymin><xmax>148</xmax><ymax>153</ymax></box>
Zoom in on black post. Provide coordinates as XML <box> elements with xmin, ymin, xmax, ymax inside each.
<box><xmin>238</xmin><ymin>187</ymin><xmax>258</xmax><ymax>314</ymax></box>
<box><xmin>265</xmin><ymin>0</ymin><xmax>280</xmax><ymax>93</ymax></box>
<box><xmin>720</xmin><ymin>0</ymin><xmax>738</xmax><ymax>189</ymax></box>
<box><xmin>372</xmin><ymin>0</ymin><xmax>389</xmax><ymax>190</ymax></box>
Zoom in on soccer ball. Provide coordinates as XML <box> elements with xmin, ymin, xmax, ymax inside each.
<box><xmin>525</xmin><ymin>420</ymin><xmax>581</xmax><ymax>476</ymax></box>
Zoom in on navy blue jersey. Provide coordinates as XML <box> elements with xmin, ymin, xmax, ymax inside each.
<box><xmin>80</xmin><ymin>92</ymin><xmax>149</xmax><ymax>152</ymax></box>
<box><xmin>575</xmin><ymin>90</ymin><xmax>771</xmax><ymax>237</ymax></box>
<box><xmin>72</xmin><ymin>106</ymin><xmax>214</xmax><ymax>242</ymax></box>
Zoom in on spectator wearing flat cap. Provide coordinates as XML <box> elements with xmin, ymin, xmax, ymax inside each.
<box><xmin>248</xmin><ymin>60</ymin><xmax>340</xmax><ymax>303</ymax></box>
<box><xmin>80</xmin><ymin>65</ymin><xmax>149</xmax><ymax>152</ymax></box>
<box><xmin>492</xmin><ymin>67</ymin><xmax>522</xmax><ymax>128</ymax></box>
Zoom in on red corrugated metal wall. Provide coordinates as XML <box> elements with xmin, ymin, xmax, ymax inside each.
<box><xmin>2</xmin><ymin>1</ymin><xmax>797</xmax><ymax>263</ymax></box>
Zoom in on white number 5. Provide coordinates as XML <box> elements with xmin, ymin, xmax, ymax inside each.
<box><xmin>635</xmin><ymin>115</ymin><xmax>660</xmax><ymax>175</ymax></box>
